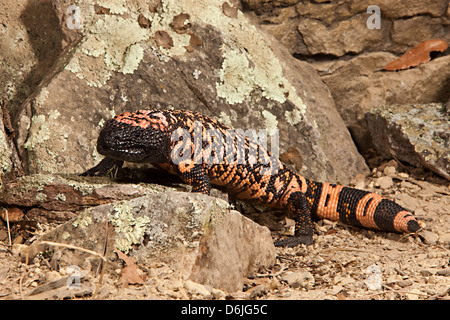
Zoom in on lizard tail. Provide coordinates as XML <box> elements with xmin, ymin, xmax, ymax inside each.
<box><xmin>310</xmin><ymin>182</ymin><xmax>421</xmax><ymax>233</ymax></box>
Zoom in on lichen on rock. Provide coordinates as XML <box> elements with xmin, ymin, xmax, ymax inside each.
<box><xmin>366</xmin><ymin>103</ymin><xmax>449</xmax><ymax>180</ymax></box>
<box><xmin>109</xmin><ymin>200</ymin><xmax>151</xmax><ymax>253</ymax></box>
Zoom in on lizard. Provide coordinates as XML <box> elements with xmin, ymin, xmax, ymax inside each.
<box><xmin>82</xmin><ymin>109</ymin><xmax>421</xmax><ymax>247</ymax></box>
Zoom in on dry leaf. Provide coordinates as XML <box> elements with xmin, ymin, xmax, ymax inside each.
<box><xmin>222</xmin><ymin>2</ymin><xmax>238</xmax><ymax>19</ymax></box>
<box><xmin>170</xmin><ymin>13</ymin><xmax>191</xmax><ymax>34</ymax></box>
<box><xmin>154</xmin><ymin>30</ymin><xmax>173</xmax><ymax>49</ymax></box>
<box><xmin>0</xmin><ymin>207</ymin><xmax>25</xmax><ymax>223</ymax></box>
<box><xmin>383</xmin><ymin>39</ymin><xmax>448</xmax><ymax>71</ymax></box>
<box><xmin>280</xmin><ymin>147</ymin><xmax>303</xmax><ymax>171</ymax></box>
<box><xmin>115</xmin><ymin>249</ymin><xmax>145</xmax><ymax>285</ymax></box>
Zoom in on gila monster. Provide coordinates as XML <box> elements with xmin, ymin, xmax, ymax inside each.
<box><xmin>82</xmin><ymin>109</ymin><xmax>421</xmax><ymax>246</ymax></box>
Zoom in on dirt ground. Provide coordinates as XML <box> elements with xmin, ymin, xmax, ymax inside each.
<box><xmin>0</xmin><ymin>160</ymin><xmax>449</xmax><ymax>300</ymax></box>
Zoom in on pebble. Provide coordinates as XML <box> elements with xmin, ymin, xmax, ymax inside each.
<box><xmin>248</xmin><ymin>284</ymin><xmax>267</xmax><ymax>299</ymax></box>
<box><xmin>383</xmin><ymin>166</ymin><xmax>396</xmax><ymax>177</ymax></box>
<box><xmin>11</xmin><ymin>243</ymin><xmax>29</xmax><ymax>257</ymax></box>
<box><xmin>406</xmin><ymin>288</ymin><xmax>423</xmax><ymax>300</ymax></box>
<box><xmin>376</xmin><ymin>176</ymin><xmax>394</xmax><ymax>189</ymax></box>
<box><xmin>281</xmin><ymin>271</ymin><xmax>315</xmax><ymax>289</ymax></box>
<box><xmin>211</xmin><ymin>288</ymin><xmax>226</xmax><ymax>300</ymax></box>
<box><xmin>396</xmin><ymin>280</ymin><xmax>413</xmax><ymax>288</ymax></box>
<box><xmin>439</xmin><ymin>233</ymin><xmax>450</xmax><ymax>244</ymax></box>
<box><xmin>420</xmin><ymin>230</ymin><xmax>439</xmax><ymax>245</ymax></box>
<box><xmin>419</xmin><ymin>269</ymin><xmax>434</xmax><ymax>277</ymax></box>
<box><xmin>45</xmin><ymin>270</ymin><xmax>62</xmax><ymax>282</ymax></box>
<box><xmin>436</xmin><ymin>268</ymin><xmax>450</xmax><ymax>276</ymax></box>
<box><xmin>184</xmin><ymin>280</ymin><xmax>212</xmax><ymax>298</ymax></box>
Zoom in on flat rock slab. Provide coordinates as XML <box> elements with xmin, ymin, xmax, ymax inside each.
<box><xmin>366</xmin><ymin>103</ymin><xmax>449</xmax><ymax>180</ymax></box>
<box><xmin>0</xmin><ymin>173</ymin><xmax>187</xmax><ymax>222</ymax></box>
<box><xmin>34</xmin><ymin>191</ymin><xmax>276</xmax><ymax>292</ymax></box>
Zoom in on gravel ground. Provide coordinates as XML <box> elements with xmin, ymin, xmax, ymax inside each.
<box><xmin>0</xmin><ymin>163</ymin><xmax>449</xmax><ymax>300</ymax></box>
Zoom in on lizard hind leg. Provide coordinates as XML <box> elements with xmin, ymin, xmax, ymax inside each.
<box><xmin>177</xmin><ymin>161</ymin><xmax>211</xmax><ymax>195</ymax></box>
<box><xmin>274</xmin><ymin>191</ymin><xmax>315</xmax><ymax>247</ymax></box>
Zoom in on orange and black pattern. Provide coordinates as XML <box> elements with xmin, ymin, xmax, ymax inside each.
<box><xmin>83</xmin><ymin>109</ymin><xmax>421</xmax><ymax>246</ymax></box>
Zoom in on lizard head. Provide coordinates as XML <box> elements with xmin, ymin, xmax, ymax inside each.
<box><xmin>96</xmin><ymin>110</ymin><xmax>171</xmax><ymax>163</ymax></box>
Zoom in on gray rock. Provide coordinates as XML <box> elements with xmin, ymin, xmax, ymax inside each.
<box><xmin>14</xmin><ymin>0</ymin><xmax>368</xmax><ymax>185</ymax></box>
<box><xmin>321</xmin><ymin>53</ymin><xmax>450</xmax><ymax>156</ymax></box>
<box><xmin>33</xmin><ymin>189</ymin><xmax>276</xmax><ymax>292</ymax></box>
<box><xmin>419</xmin><ymin>230</ymin><xmax>439</xmax><ymax>245</ymax></box>
<box><xmin>366</xmin><ymin>103</ymin><xmax>449</xmax><ymax>181</ymax></box>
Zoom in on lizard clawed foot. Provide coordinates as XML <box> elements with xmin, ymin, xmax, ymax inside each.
<box><xmin>274</xmin><ymin>235</ymin><xmax>313</xmax><ymax>247</ymax></box>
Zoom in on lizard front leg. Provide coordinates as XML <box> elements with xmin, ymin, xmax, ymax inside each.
<box><xmin>81</xmin><ymin>158</ymin><xmax>124</xmax><ymax>177</ymax></box>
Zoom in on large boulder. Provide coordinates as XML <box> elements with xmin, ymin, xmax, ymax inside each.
<box><xmin>12</xmin><ymin>0</ymin><xmax>368</xmax><ymax>184</ymax></box>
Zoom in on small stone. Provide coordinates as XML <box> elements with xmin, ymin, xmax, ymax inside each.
<box><xmin>419</xmin><ymin>269</ymin><xmax>434</xmax><ymax>276</ymax></box>
<box><xmin>248</xmin><ymin>284</ymin><xmax>267</xmax><ymax>299</ymax></box>
<box><xmin>406</xmin><ymin>288</ymin><xmax>423</xmax><ymax>300</ymax></box>
<box><xmin>11</xmin><ymin>243</ymin><xmax>29</xmax><ymax>258</ymax></box>
<box><xmin>439</xmin><ymin>233</ymin><xmax>450</xmax><ymax>244</ymax></box>
<box><xmin>436</xmin><ymin>268</ymin><xmax>450</xmax><ymax>276</ymax></box>
<box><xmin>398</xmin><ymin>172</ymin><xmax>409</xmax><ymax>179</ymax></box>
<box><xmin>281</xmin><ymin>271</ymin><xmax>315</xmax><ymax>289</ymax></box>
<box><xmin>376</xmin><ymin>176</ymin><xmax>394</xmax><ymax>189</ymax></box>
<box><xmin>184</xmin><ymin>280</ymin><xmax>212</xmax><ymax>298</ymax></box>
<box><xmin>383</xmin><ymin>166</ymin><xmax>397</xmax><ymax>177</ymax></box>
<box><xmin>45</xmin><ymin>270</ymin><xmax>62</xmax><ymax>282</ymax></box>
<box><xmin>420</xmin><ymin>230</ymin><xmax>439</xmax><ymax>245</ymax></box>
<box><xmin>396</xmin><ymin>280</ymin><xmax>413</xmax><ymax>288</ymax></box>
<box><xmin>211</xmin><ymin>288</ymin><xmax>226</xmax><ymax>300</ymax></box>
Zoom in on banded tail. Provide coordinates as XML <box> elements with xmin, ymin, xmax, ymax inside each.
<box><xmin>309</xmin><ymin>181</ymin><xmax>421</xmax><ymax>233</ymax></box>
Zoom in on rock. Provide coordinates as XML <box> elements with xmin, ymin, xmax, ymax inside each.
<box><xmin>247</xmin><ymin>284</ymin><xmax>267</xmax><ymax>299</ymax></box>
<box><xmin>365</xmin><ymin>264</ymin><xmax>382</xmax><ymax>290</ymax></box>
<box><xmin>391</xmin><ymin>16</ymin><xmax>444</xmax><ymax>48</ymax></box>
<box><xmin>406</xmin><ymin>288</ymin><xmax>423</xmax><ymax>300</ymax></box>
<box><xmin>211</xmin><ymin>288</ymin><xmax>227</xmax><ymax>300</ymax></box>
<box><xmin>0</xmin><ymin>173</ymin><xmax>187</xmax><ymax>223</ymax></box>
<box><xmin>281</xmin><ymin>271</ymin><xmax>315</xmax><ymax>289</ymax></box>
<box><xmin>32</xmin><ymin>189</ymin><xmax>276</xmax><ymax>292</ymax></box>
<box><xmin>0</xmin><ymin>102</ymin><xmax>23</xmax><ymax>183</ymax></box>
<box><xmin>436</xmin><ymin>268</ymin><xmax>450</xmax><ymax>276</ymax></box>
<box><xmin>420</xmin><ymin>230</ymin><xmax>439</xmax><ymax>245</ymax></box>
<box><xmin>383</xmin><ymin>166</ymin><xmax>396</xmax><ymax>177</ymax></box>
<box><xmin>184</xmin><ymin>280</ymin><xmax>212</xmax><ymax>298</ymax></box>
<box><xmin>321</xmin><ymin>53</ymin><xmax>450</xmax><ymax>155</ymax></box>
<box><xmin>14</xmin><ymin>0</ymin><xmax>368</xmax><ymax>185</ymax></box>
<box><xmin>0</xmin><ymin>0</ymin><xmax>62</xmax><ymax>119</ymax></box>
<box><xmin>366</xmin><ymin>103</ymin><xmax>449</xmax><ymax>181</ymax></box>
<box><xmin>376</xmin><ymin>176</ymin><xmax>394</xmax><ymax>190</ymax></box>
<box><xmin>439</xmin><ymin>233</ymin><xmax>450</xmax><ymax>244</ymax></box>
<box><xmin>243</xmin><ymin>0</ymin><xmax>450</xmax><ymax>57</ymax></box>
<box><xmin>297</xmin><ymin>14</ymin><xmax>390</xmax><ymax>56</ymax></box>
<box><xmin>419</xmin><ymin>269</ymin><xmax>434</xmax><ymax>277</ymax></box>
